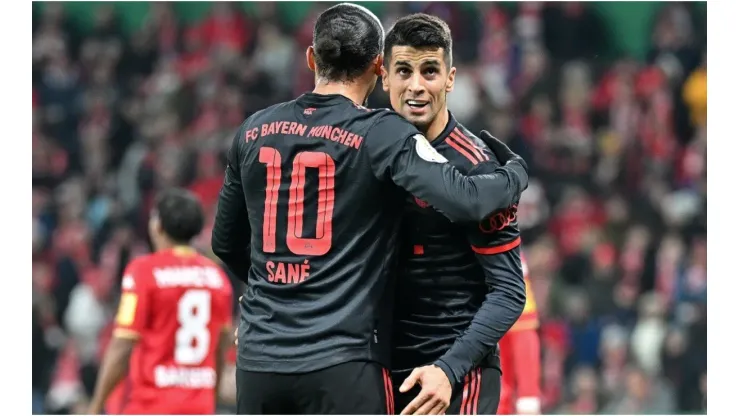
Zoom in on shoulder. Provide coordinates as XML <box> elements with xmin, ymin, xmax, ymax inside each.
<box><xmin>455</xmin><ymin>125</ymin><xmax>493</xmax><ymax>153</ymax></box>
<box><xmin>437</xmin><ymin>122</ymin><xmax>497</xmax><ymax>173</ymax></box>
<box><xmin>361</xmin><ymin>109</ymin><xmax>420</xmax><ymax>145</ymax></box>
<box><xmin>124</xmin><ymin>254</ymin><xmax>154</xmax><ymax>274</ymax></box>
<box><xmin>367</xmin><ymin>108</ymin><xmax>414</xmax><ymax>130</ymax></box>
<box><xmin>242</xmin><ymin>100</ymin><xmax>296</xmax><ymax>129</ymax></box>
<box><xmin>122</xmin><ymin>254</ymin><xmax>156</xmax><ymax>289</ymax></box>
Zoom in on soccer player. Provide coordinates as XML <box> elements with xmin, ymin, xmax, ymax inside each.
<box><xmin>498</xmin><ymin>254</ymin><xmax>542</xmax><ymax>415</ymax></box>
<box><xmin>211</xmin><ymin>3</ymin><xmax>529</xmax><ymax>414</ymax></box>
<box><xmin>88</xmin><ymin>189</ymin><xmax>233</xmax><ymax>415</ymax></box>
<box><xmin>382</xmin><ymin>14</ymin><xmax>527</xmax><ymax>415</ymax></box>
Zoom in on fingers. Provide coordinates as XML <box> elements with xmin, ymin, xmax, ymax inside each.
<box><xmin>401</xmin><ymin>390</ymin><xmax>449</xmax><ymax>415</ymax></box>
<box><xmin>430</xmin><ymin>401</ymin><xmax>448</xmax><ymax>415</ymax></box>
<box><xmin>413</xmin><ymin>398</ymin><xmax>439</xmax><ymax>415</ymax></box>
<box><xmin>400</xmin><ymin>392</ymin><xmax>426</xmax><ymax>415</ymax></box>
<box><xmin>402</xmin><ymin>394</ymin><xmax>448</xmax><ymax>415</ymax></box>
<box><xmin>400</xmin><ymin>368</ymin><xmax>421</xmax><ymax>393</ymax></box>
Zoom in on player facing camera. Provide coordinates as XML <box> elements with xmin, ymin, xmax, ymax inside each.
<box><xmin>383</xmin><ymin>13</ymin><xmax>456</xmax><ymax>139</ymax></box>
<box><xmin>383</xmin><ymin>13</ymin><xmax>526</xmax><ymax>416</ymax></box>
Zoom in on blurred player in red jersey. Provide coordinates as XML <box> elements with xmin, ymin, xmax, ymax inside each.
<box><xmin>497</xmin><ymin>254</ymin><xmax>542</xmax><ymax>415</ymax></box>
<box><xmin>88</xmin><ymin>189</ymin><xmax>234</xmax><ymax>415</ymax></box>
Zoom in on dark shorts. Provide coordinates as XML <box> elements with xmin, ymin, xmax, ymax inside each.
<box><xmin>236</xmin><ymin>361</ymin><xmax>394</xmax><ymax>414</ymax></box>
<box><xmin>392</xmin><ymin>367</ymin><xmax>501</xmax><ymax>415</ymax></box>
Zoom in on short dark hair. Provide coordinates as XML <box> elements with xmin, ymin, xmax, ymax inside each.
<box><xmin>313</xmin><ymin>3</ymin><xmax>384</xmax><ymax>82</ymax></box>
<box><xmin>384</xmin><ymin>13</ymin><xmax>453</xmax><ymax>67</ymax></box>
<box><xmin>154</xmin><ymin>188</ymin><xmax>205</xmax><ymax>244</ymax></box>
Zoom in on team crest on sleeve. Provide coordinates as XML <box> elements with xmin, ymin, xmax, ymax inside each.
<box><xmin>413</xmin><ymin>134</ymin><xmax>448</xmax><ymax>163</ymax></box>
<box><xmin>478</xmin><ymin>204</ymin><xmax>518</xmax><ymax>233</ymax></box>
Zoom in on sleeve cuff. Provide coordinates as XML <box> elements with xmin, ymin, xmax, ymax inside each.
<box><xmin>433</xmin><ymin>359</ymin><xmax>458</xmax><ymax>389</ymax></box>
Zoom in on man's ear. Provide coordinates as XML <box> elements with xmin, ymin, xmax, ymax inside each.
<box><xmin>306</xmin><ymin>46</ymin><xmax>316</xmax><ymax>73</ymax></box>
<box><xmin>381</xmin><ymin>63</ymin><xmax>390</xmax><ymax>92</ymax></box>
<box><xmin>373</xmin><ymin>54</ymin><xmax>384</xmax><ymax>76</ymax></box>
<box><xmin>446</xmin><ymin>66</ymin><xmax>456</xmax><ymax>93</ymax></box>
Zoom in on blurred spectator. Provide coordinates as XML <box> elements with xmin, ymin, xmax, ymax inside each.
<box><xmin>251</xmin><ymin>23</ymin><xmax>296</xmax><ymax>97</ymax></box>
<box><xmin>599</xmin><ymin>324</ymin><xmax>630</xmax><ymax>397</ymax></box>
<box><xmin>557</xmin><ymin>365</ymin><xmax>601</xmax><ymax>414</ymax></box>
<box><xmin>32</xmin><ymin>2</ymin><xmax>707</xmax><ymax>414</ymax></box>
<box><xmin>601</xmin><ymin>366</ymin><xmax>676</xmax><ymax>414</ymax></box>
<box><xmin>542</xmin><ymin>3</ymin><xmax>609</xmax><ymax>63</ymax></box>
<box><xmin>682</xmin><ymin>52</ymin><xmax>706</xmax><ymax>128</ymax></box>
<box><xmin>630</xmin><ymin>293</ymin><xmax>668</xmax><ymax>376</ymax></box>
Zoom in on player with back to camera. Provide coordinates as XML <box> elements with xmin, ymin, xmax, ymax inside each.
<box><xmin>381</xmin><ymin>14</ymin><xmax>528</xmax><ymax>415</ymax></box>
<box><xmin>88</xmin><ymin>188</ymin><xmax>234</xmax><ymax>415</ymax></box>
<box><xmin>211</xmin><ymin>3</ymin><xmax>530</xmax><ymax>414</ymax></box>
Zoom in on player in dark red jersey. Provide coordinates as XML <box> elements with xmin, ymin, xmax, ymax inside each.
<box><xmin>382</xmin><ymin>14</ymin><xmax>527</xmax><ymax>415</ymax></box>
<box><xmin>498</xmin><ymin>254</ymin><xmax>542</xmax><ymax>415</ymax></box>
<box><xmin>211</xmin><ymin>3</ymin><xmax>529</xmax><ymax>414</ymax></box>
<box><xmin>88</xmin><ymin>189</ymin><xmax>233</xmax><ymax>415</ymax></box>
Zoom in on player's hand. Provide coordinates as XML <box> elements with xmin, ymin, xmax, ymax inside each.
<box><xmin>478</xmin><ymin>130</ymin><xmax>528</xmax><ymax>173</ymax></box>
<box><xmin>399</xmin><ymin>365</ymin><xmax>452</xmax><ymax>415</ymax></box>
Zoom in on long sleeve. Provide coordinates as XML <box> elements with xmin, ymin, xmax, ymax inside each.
<box><xmin>212</xmin><ymin>127</ymin><xmax>252</xmax><ymax>282</ymax></box>
<box><xmin>433</xmin><ymin>216</ymin><xmax>526</xmax><ymax>387</ymax></box>
<box><xmin>363</xmin><ymin>111</ymin><xmax>528</xmax><ymax>223</ymax></box>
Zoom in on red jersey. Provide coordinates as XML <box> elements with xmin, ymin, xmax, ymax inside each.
<box><xmin>105</xmin><ymin>247</ymin><xmax>233</xmax><ymax>415</ymax></box>
<box><xmin>498</xmin><ymin>255</ymin><xmax>541</xmax><ymax>414</ymax></box>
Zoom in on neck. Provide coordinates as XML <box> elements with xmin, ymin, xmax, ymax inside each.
<box><xmin>423</xmin><ymin>108</ymin><xmax>450</xmax><ymax>142</ymax></box>
<box><xmin>154</xmin><ymin>237</ymin><xmax>189</xmax><ymax>253</ymax></box>
<box><xmin>313</xmin><ymin>77</ymin><xmax>369</xmax><ymax>107</ymax></box>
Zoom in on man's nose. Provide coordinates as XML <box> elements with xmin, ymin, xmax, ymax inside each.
<box><xmin>407</xmin><ymin>73</ymin><xmax>425</xmax><ymax>95</ymax></box>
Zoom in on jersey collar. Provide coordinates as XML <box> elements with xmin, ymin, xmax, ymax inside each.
<box><xmin>431</xmin><ymin>110</ymin><xmax>458</xmax><ymax>144</ymax></box>
<box><xmin>298</xmin><ymin>93</ymin><xmax>353</xmax><ymax>107</ymax></box>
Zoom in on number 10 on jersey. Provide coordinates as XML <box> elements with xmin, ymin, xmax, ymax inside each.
<box><xmin>259</xmin><ymin>147</ymin><xmax>335</xmax><ymax>256</ymax></box>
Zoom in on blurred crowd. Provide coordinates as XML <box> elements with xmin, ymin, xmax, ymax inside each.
<box><xmin>32</xmin><ymin>2</ymin><xmax>707</xmax><ymax>415</ymax></box>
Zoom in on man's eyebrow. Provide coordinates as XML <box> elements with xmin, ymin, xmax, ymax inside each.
<box><xmin>393</xmin><ymin>59</ymin><xmax>442</xmax><ymax>68</ymax></box>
